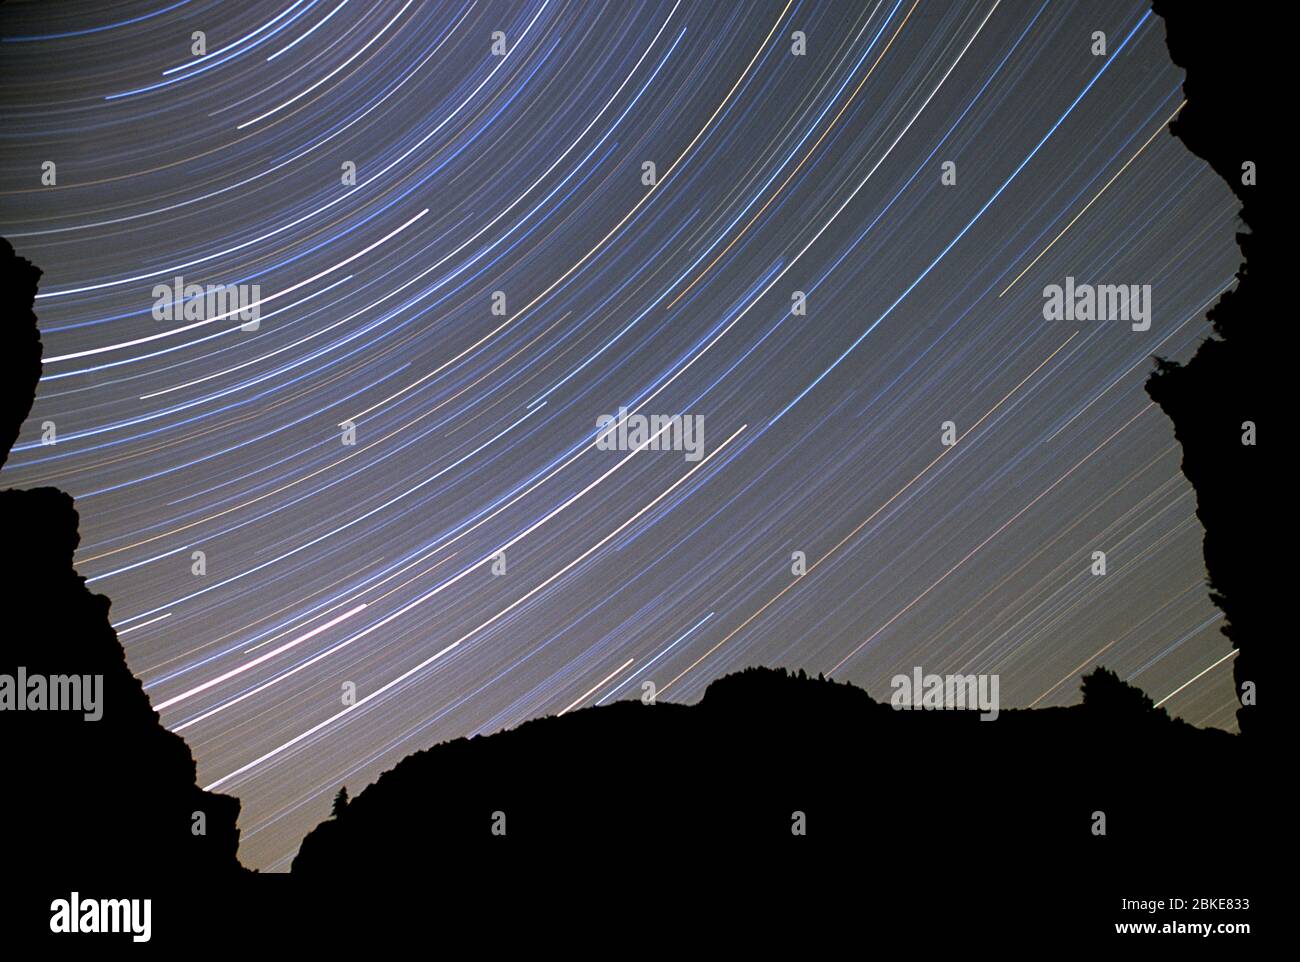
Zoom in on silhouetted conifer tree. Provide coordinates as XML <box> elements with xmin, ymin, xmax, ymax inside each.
<box><xmin>1081</xmin><ymin>667</ymin><xmax>1164</xmax><ymax>719</ymax></box>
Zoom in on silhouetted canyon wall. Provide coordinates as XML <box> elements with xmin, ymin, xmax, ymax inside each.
<box><xmin>1148</xmin><ymin>3</ymin><xmax>1265</xmax><ymax>733</ymax></box>
<box><xmin>0</xmin><ymin>238</ymin><xmax>40</xmax><ymax>469</ymax></box>
<box><xmin>0</xmin><ymin>238</ymin><xmax>246</xmax><ymax>882</ymax></box>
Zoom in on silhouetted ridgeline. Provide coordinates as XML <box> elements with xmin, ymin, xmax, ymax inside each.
<box><xmin>292</xmin><ymin>665</ymin><xmax>1253</xmax><ymax>876</ymax></box>
<box><xmin>1148</xmin><ymin>2</ymin><xmax>1266</xmax><ymax>733</ymax></box>
<box><xmin>0</xmin><ymin>239</ymin><xmax>247</xmax><ymax>887</ymax></box>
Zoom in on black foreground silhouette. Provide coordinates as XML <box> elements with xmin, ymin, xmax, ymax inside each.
<box><xmin>0</xmin><ymin>0</ymin><xmax>1271</xmax><ymax>945</ymax></box>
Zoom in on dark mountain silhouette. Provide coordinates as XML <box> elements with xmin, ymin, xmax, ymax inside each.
<box><xmin>1146</xmin><ymin>1</ymin><xmax>1266</xmax><ymax>734</ymax></box>
<box><xmin>0</xmin><ymin>239</ymin><xmax>247</xmax><ymax>890</ymax></box>
<box><xmin>292</xmin><ymin>665</ymin><xmax>1254</xmax><ymax>878</ymax></box>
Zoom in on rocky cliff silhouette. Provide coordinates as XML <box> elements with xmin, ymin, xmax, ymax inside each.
<box><xmin>0</xmin><ymin>241</ymin><xmax>40</xmax><ymax>471</ymax></box>
<box><xmin>1147</xmin><ymin>1</ymin><xmax>1266</xmax><ymax>734</ymax></box>
<box><xmin>0</xmin><ymin>239</ymin><xmax>247</xmax><ymax>887</ymax></box>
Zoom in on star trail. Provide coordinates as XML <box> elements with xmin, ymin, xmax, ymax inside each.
<box><xmin>0</xmin><ymin>0</ymin><xmax>1242</xmax><ymax>870</ymax></box>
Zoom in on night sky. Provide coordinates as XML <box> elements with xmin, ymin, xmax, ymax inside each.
<box><xmin>0</xmin><ymin>0</ymin><xmax>1241</xmax><ymax>870</ymax></box>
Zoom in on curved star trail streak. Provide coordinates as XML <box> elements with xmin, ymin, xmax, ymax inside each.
<box><xmin>1</xmin><ymin>0</ymin><xmax>1241</xmax><ymax>870</ymax></box>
